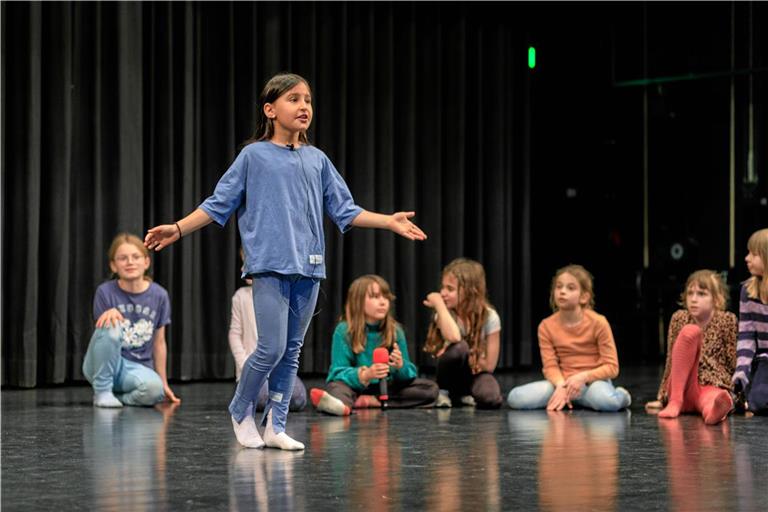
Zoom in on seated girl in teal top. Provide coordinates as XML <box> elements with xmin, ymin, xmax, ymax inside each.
<box><xmin>311</xmin><ymin>275</ymin><xmax>439</xmax><ymax>415</ymax></box>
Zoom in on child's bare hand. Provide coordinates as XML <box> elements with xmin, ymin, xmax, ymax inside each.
<box><xmin>389</xmin><ymin>345</ymin><xmax>404</xmax><ymax>369</ymax></box>
<box><xmin>367</xmin><ymin>363</ymin><xmax>390</xmax><ymax>380</ymax></box>
<box><xmin>546</xmin><ymin>385</ymin><xmax>572</xmax><ymax>411</ymax></box>
<box><xmin>388</xmin><ymin>212</ymin><xmax>427</xmax><ymax>241</ymax></box>
<box><xmin>144</xmin><ymin>224</ymin><xmax>180</xmax><ymax>252</ymax></box>
<box><xmin>95</xmin><ymin>308</ymin><xmax>124</xmax><ymax>329</ymax></box>
<box><xmin>422</xmin><ymin>292</ymin><xmax>444</xmax><ymax>309</ymax></box>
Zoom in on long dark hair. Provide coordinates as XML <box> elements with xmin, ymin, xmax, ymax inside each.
<box><xmin>242</xmin><ymin>72</ymin><xmax>311</xmax><ymax>147</ymax></box>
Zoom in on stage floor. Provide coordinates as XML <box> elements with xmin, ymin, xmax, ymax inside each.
<box><xmin>2</xmin><ymin>366</ymin><xmax>766</xmax><ymax>511</ymax></box>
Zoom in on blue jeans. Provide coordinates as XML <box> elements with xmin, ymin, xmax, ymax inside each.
<box><xmin>251</xmin><ymin>377</ymin><xmax>307</xmax><ymax>412</ymax></box>
<box><xmin>82</xmin><ymin>327</ymin><xmax>164</xmax><ymax>406</ymax></box>
<box><xmin>229</xmin><ymin>273</ymin><xmax>319</xmax><ymax>434</ymax></box>
<box><xmin>507</xmin><ymin>379</ymin><xmax>631</xmax><ymax>412</ymax></box>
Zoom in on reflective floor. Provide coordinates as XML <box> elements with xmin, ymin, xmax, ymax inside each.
<box><xmin>2</xmin><ymin>366</ymin><xmax>767</xmax><ymax>511</ymax></box>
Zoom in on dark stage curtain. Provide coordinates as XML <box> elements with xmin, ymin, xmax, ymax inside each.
<box><xmin>2</xmin><ymin>1</ymin><xmax>532</xmax><ymax>387</ymax></box>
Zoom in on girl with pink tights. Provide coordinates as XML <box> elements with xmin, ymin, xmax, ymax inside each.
<box><xmin>646</xmin><ymin>270</ymin><xmax>737</xmax><ymax>425</ymax></box>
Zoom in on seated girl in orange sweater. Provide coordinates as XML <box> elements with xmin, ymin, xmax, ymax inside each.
<box><xmin>507</xmin><ymin>264</ymin><xmax>631</xmax><ymax>411</ymax></box>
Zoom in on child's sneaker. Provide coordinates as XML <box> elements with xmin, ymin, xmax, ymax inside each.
<box><xmin>435</xmin><ymin>389</ymin><xmax>452</xmax><ymax>408</ymax></box>
<box><xmin>460</xmin><ymin>395</ymin><xmax>476</xmax><ymax>407</ymax></box>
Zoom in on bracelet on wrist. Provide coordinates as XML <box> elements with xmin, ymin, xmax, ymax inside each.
<box><xmin>175</xmin><ymin>222</ymin><xmax>183</xmax><ymax>238</ymax></box>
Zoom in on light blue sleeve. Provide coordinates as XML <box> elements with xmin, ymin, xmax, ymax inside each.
<box><xmin>199</xmin><ymin>149</ymin><xmax>248</xmax><ymax>226</ymax></box>
<box><xmin>321</xmin><ymin>155</ymin><xmax>363</xmax><ymax>233</ymax></box>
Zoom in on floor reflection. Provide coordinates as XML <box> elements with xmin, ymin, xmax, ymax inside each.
<box><xmin>82</xmin><ymin>402</ymin><xmax>178</xmax><ymax>512</ymax></box>
<box><xmin>508</xmin><ymin>411</ymin><xmax>628</xmax><ymax>512</ymax></box>
<box><xmin>228</xmin><ymin>414</ymin><xmax>308</xmax><ymax>511</ymax></box>
<box><xmin>659</xmin><ymin>417</ymin><xmax>742</xmax><ymax>512</ymax></box>
<box><xmin>432</xmin><ymin>412</ymin><xmax>501</xmax><ymax>512</ymax></box>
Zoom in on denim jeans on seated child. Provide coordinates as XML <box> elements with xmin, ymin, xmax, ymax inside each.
<box><xmin>82</xmin><ymin>327</ymin><xmax>165</xmax><ymax>406</ymax></box>
<box><xmin>507</xmin><ymin>379</ymin><xmax>631</xmax><ymax>411</ymax></box>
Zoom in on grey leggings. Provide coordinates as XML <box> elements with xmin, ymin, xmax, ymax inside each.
<box><xmin>436</xmin><ymin>341</ymin><xmax>503</xmax><ymax>409</ymax></box>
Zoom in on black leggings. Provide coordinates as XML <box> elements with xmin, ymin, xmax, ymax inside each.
<box><xmin>747</xmin><ymin>358</ymin><xmax>768</xmax><ymax>414</ymax></box>
<box><xmin>436</xmin><ymin>341</ymin><xmax>503</xmax><ymax>409</ymax></box>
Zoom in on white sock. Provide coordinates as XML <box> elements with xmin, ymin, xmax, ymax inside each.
<box><xmin>93</xmin><ymin>391</ymin><xmax>123</xmax><ymax>408</ymax></box>
<box><xmin>311</xmin><ymin>389</ymin><xmax>351</xmax><ymax>416</ymax></box>
<box><xmin>264</xmin><ymin>410</ymin><xmax>304</xmax><ymax>451</ymax></box>
<box><xmin>231</xmin><ymin>415</ymin><xmax>265</xmax><ymax>449</ymax></box>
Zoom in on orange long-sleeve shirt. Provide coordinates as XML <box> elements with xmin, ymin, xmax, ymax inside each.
<box><xmin>537</xmin><ymin>309</ymin><xmax>620</xmax><ymax>385</ymax></box>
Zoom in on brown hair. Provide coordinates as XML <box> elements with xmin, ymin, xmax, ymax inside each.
<box><xmin>344</xmin><ymin>275</ymin><xmax>398</xmax><ymax>354</ymax></box>
<box><xmin>678</xmin><ymin>269</ymin><xmax>729</xmax><ymax>311</ymax></box>
<box><xmin>746</xmin><ymin>228</ymin><xmax>768</xmax><ymax>303</ymax></box>
<box><xmin>549</xmin><ymin>264</ymin><xmax>595</xmax><ymax>312</ymax></box>
<box><xmin>424</xmin><ymin>258</ymin><xmax>492</xmax><ymax>360</ymax></box>
<box><xmin>243</xmin><ymin>73</ymin><xmax>311</xmax><ymax>147</ymax></box>
<box><xmin>108</xmin><ymin>232</ymin><xmax>151</xmax><ymax>280</ymax></box>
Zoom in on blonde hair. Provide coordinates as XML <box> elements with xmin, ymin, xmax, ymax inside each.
<box><xmin>549</xmin><ymin>264</ymin><xmax>595</xmax><ymax>311</ymax></box>
<box><xmin>678</xmin><ymin>269</ymin><xmax>729</xmax><ymax>311</ymax></box>
<box><xmin>108</xmin><ymin>232</ymin><xmax>151</xmax><ymax>280</ymax></box>
<box><xmin>344</xmin><ymin>275</ymin><xmax>398</xmax><ymax>354</ymax></box>
<box><xmin>746</xmin><ymin>228</ymin><xmax>768</xmax><ymax>303</ymax></box>
<box><xmin>424</xmin><ymin>258</ymin><xmax>492</xmax><ymax>359</ymax></box>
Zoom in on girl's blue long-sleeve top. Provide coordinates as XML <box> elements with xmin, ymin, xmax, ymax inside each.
<box><xmin>199</xmin><ymin>141</ymin><xmax>363</xmax><ymax>279</ymax></box>
<box><xmin>327</xmin><ymin>321</ymin><xmax>419</xmax><ymax>391</ymax></box>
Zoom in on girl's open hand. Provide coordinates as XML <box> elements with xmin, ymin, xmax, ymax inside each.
<box><xmin>144</xmin><ymin>224</ymin><xmax>180</xmax><ymax>251</ymax></box>
<box><xmin>95</xmin><ymin>308</ymin><xmax>124</xmax><ymax>329</ymax></box>
<box><xmin>388</xmin><ymin>212</ymin><xmax>427</xmax><ymax>241</ymax></box>
<box><xmin>546</xmin><ymin>385</ymin><xmax>572</xmax><ymax>411</ymax></box>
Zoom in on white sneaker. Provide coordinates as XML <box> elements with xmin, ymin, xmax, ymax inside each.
<box><xmin>231</xmin><ymin>415</ymin><xmax>265</xmax><ymax>448</ymax></box>
<box><xmin>435</xmin><ymin>390</ymin><xmax>452</xmax><ymax>408</ymax></box>
<box><xmin>263</xmin><ymin>410</ymin><xmax>304</xmax><ymax>451</ymax></box>
<box><xmin>460</xmin><ymin>395</ymin><xmax>476</xmax><ymax>407</ymax></box>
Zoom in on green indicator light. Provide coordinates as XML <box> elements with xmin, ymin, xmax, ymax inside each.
<box><xmin>528</xmin><ymin>47</ymin><xmax>536</xmax><ymax>69</ymax></box>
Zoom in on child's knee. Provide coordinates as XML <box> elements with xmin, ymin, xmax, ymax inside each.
<box><xmin>507</xmin><ymin>386</ymin><xmax>531</xmax><ymax>409</ymax></box>
<box><xmin>677</xmin><ymin>324</ymin><xmax>703</xmax><ymax>345</ymax></box>
<box><xmin>747</xmin><ymin>384</ymin><xmax>768</xmax><ymax>413</ymax></box>
<box><xmin>134</xmin><ymin>378</ymin><xmax>164</xmax><ymax>405</ymax></box>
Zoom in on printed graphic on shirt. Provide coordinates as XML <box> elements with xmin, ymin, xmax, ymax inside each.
<box><xmin>115</xmin><ymin>304</ymin><xmax>160</xmax><ymax>349</ymax></box>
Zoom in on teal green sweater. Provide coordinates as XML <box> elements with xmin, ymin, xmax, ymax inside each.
<box><xmin>326</xmin><ymin>321</ymin><xmax>419</xmax><ymax>391</ymax></box>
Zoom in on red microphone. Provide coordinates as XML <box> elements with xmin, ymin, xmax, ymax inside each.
<box><xmin>372</xmin><ymin>347</ymin><xmax>390</xmax><ymax>409</ymax></box>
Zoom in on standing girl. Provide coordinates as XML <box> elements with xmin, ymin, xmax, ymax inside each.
<box><xmin>310</xmin><ymin>275</ymin><xmax>438</xmax><ymax>415</ymax></box>
<box><xmin>507</xmin><ymin>264</ymin><xmax>631</xmax><ymax>411</ymax></box>
<box><xmin>82</xmin><ymin>233</ymin><xmax>180</xmax><ymax>407</ymax></box>
<box><xmin>644</xmin><ymin>270</ymin><xmax>736</xmax><ymax>424</ymax></box>
<box><xmin>423</xmin><ymin>258</ymin><xmax>504</xmax><ymax>409</ymax></box>
<box><xmin>145</xmin><ymin>73</ymin><xmax>426</xmax><ymax>450</ymax></box>
<box><xmin>731</xmin><ymin>228</ymin><xmax>768</xmax><ymax>414</ymax></box>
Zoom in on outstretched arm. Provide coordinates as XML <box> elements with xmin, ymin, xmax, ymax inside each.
<box><xmin>145</xmin><ymin>208</ymin><xmax>213</xmax><ymax>251</ymax></box>
<box><xmin>351</xmin><ymin>210</ymin><xmax>427</xmax><ymax>241</ymax></box>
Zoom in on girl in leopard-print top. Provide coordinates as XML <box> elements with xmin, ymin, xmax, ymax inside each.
<box><xmin>646</xmin><ymin>270</ymin><xmax>737</xmax><ymax>424</ymax></box>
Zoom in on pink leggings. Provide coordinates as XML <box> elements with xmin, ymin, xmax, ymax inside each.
<box><xmin>663</xmin><ymin>324</ymin><xmax>731</xmax><ymax>424</ymax></box>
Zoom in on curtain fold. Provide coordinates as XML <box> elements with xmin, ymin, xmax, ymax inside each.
<box><xmin>2</xmin><ymin>1</ymin><xmax>530</xmax><ymax>387</ymax></box>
